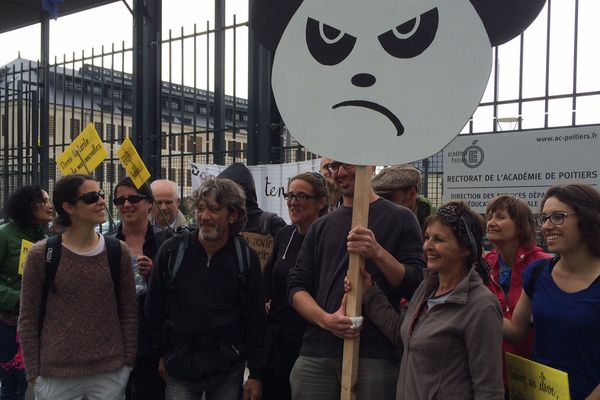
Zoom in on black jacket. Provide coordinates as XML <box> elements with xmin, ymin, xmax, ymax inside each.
<box><xmin>145</xmin><ymin>231</ymin><xmax>267</xmax><ymax>379</ymax></box>
<box><xmin>107</xmin><ymin>222</ymin><xmax>169</xmax><ymax>356</ymax></box>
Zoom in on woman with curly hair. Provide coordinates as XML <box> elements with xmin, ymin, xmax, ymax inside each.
<box><xmin>0</xmin><ymin>185</ymin><xmax>53</xmax><ymax>400</ymax></box>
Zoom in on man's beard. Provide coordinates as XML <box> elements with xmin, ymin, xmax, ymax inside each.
<box><xmin>199</xmin><ymin>223</ymin><xmax>222</xmax><ymax>241</ymax></box>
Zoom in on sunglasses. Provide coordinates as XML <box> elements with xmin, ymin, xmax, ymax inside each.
<box><xmin>113</xmin><ymin>195</ymin><xmax>148</xmax><ymax>206</ymax></box>
<box><xmin>77</xmin><ymin>191</ymin><xmax>106</xmax><ymax>205</ymax></box>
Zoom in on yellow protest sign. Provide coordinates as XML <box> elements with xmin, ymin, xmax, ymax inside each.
<box><xmin>242</xmin><ymin>232</ymin><xmax>273</xmax><ymax>270</ymax></box>
<box><xmin>18</xmin><ymin>239</ymin><xmax>34</xmax><ymax>276</ymax></box>
<box><xmin>506</xmin><ymin>352</ymin><xmax>570</xmax><ymax>400</ymax></box>
<box><xmin>117</xmin><ymin>137</ymin><xmax>151</xmax><ymax>189</ymax></box>
<box><xmin>56</xmin><ymin>123</ymin><xmax>108</xmax><ymax>175</ymax></box>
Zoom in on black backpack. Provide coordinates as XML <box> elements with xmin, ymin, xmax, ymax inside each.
<box><xmin>39</xmin><ymin>234</ymin><xmax>122</xmax><ymax>335</ymax></box>
<box><xmin>165</xmin><ymin>231</ymin><xmax>250</xmax><ymax>302</ymax></box>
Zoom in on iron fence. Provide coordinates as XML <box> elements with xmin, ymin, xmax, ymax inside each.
<box><xmin>1</xmin><ymin>0</ymin><xmax>600</xmax><ymax>217</ymax></box>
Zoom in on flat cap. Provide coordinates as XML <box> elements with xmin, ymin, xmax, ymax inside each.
<box><xmin>371</xmin><ymin>164</ymin><xmax>421</xmax><ymax>195</ymax></box>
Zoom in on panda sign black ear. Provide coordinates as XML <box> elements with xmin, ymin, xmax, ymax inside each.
<box><xmin>250</xmin><ymin>0</ymin><xmax>304</xmax><ymax>50</ymax></box>
<box><xmin>470</xmin><ymin>0</ymin><xmax>547</xmax><ymax>46</ymax></box>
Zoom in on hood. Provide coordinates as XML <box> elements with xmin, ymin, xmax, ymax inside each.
<box><xmin>217</xmin><ymin>163</ymin><xmax>260</xmax><ymax>216</ymax></box>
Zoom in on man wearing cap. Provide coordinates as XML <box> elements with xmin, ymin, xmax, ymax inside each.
<box><xmin>371</xmin><ymin>164</ymin><xmax>435</xmax><ymax>228</ymax></box>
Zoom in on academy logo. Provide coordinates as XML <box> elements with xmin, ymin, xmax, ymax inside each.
<box><xmin>462</xmin><ymin>140</ymin><xmax>484</xmax><ymax>169</ymax></box>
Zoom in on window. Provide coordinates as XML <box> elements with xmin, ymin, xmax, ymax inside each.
<box><xmin>70</xmin><ymin>118</ymin><xmax>81</xmax><ymax>140</ymax></box>
<box><xmin>118</xmin><ymin>125</ymin><xmax>126</xmax><ymax>142</ymax></box>
<box><xmin>118</xmin><ymin>165</ymin><xmax>126</xmax><ymax>180</ymax></box>
<box><xmin>187</xmin><ymin>136</ymin><xmax>203</xmax><ymax>153</ymax></box>
<box><xmin>106</xmin><ymin>124</ymin><xmax>115</xmax><ymax>141</ymax></box>
<box><xmin>94</xmin><ymin>122</ymin><xmax>103</xmax><ymax>140</ymax></box>
<box><xmin>49</xmin><ymin>115</ymin><xmax>56</xmax><ymax>139</ymax></box>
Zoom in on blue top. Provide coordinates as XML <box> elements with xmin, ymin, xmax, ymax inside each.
<box><xmin>523</xmin><ymin>258</ymin><xmax>600</xmax><ymax>400</ymax></box>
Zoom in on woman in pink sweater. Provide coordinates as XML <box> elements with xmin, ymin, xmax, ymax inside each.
<box><xmin>18</xmin><ymin>174</ymin><xmax>138</xmax><ymax>400</ymax></box>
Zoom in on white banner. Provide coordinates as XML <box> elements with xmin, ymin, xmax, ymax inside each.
<box><xmin>190</xmin><ymin>160</ymin><xmax>322</xmax><ymax>223</ymax></box>
<box><xmin>443</xmin><ymin>125</ymin><xmax>600</xmax><ymax>213</ymax></box>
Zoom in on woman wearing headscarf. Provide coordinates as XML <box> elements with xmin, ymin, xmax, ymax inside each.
<box><xmin>351</xmin><ymin>201</ymin><xmax>504</xmax><ymax>399</ymax></box>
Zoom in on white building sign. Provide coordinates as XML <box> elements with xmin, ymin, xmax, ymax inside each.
<box><xmin>443</xmin><ymin>126</ymin><xmax>600</xmax><ymax>213</ymax></box>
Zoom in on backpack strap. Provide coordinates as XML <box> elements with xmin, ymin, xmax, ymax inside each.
<box><xmin>234</xmin><ymin>236</ymin><xmax>251</xmax><ymax>313</ymax></box>
<box><xmin>167</xmin><ymin>230</ymin><xmax>191</xmax><ymax>286</ymax></box>
<box><xmin>258</xmin><ymin>211</ymin><xmax>276</xmax><ymax>235</ymax></box>
<box><xmin>39</xmin><ymin>234</ymin><xmax>62</xmax><ymax>336</ymax></box>
<box><xmin>104</xmin><ymin>236</ymin><xmax>122</xmax><ymax>314</ymax></box>
<box><xmin>234</xmin><ymin>236</ymin><xmax>250</xmax><ymax>287</ymax></box>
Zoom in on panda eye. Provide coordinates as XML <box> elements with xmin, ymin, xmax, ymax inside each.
<box><xmin>306</xmin><ymin>17</ymin><xmax>357</xmax><ymax>66</ymax></box>
<box><xmin>377</xmin><ymin>7</ymin><xmax>439</xmax><ymax>59</ymax></box>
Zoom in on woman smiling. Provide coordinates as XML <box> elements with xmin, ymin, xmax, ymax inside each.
<box><xmin>262</xmin><ymin>172</ymin><xmax>328</xmax><ymax>400</ymax></box>
<box><xmin>356</xmin><ymin>201</ymin><xmax>503</xmax><ymax>399</ymax></box>
<box><xmin>504</xmin><ymin>184</ymin><xmax>600</xmax><ymax>400</ymax></box>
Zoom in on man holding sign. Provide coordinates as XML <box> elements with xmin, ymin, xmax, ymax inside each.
<box><xmin>287</xmin><ymin>160</ymin><xmax>425</xmax><ymax>400</ymax></box>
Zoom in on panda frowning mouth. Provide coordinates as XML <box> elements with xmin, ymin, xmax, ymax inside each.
<box><xmin>332</xmin><ymin>100</ymin><xmax>405</xmax><ymax>136</ymax></box>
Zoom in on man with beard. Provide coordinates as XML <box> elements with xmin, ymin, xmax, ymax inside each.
<box><xmin>145</xmin><ymin>178</ymin><xmax>266</xmax><ymax>400</ymax></box>
<box><xmin>287</xmin><ymin>161</ymin><xmax>425</xmax><ymax>400</ymax></box>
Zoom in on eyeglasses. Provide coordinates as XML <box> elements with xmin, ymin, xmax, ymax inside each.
<box><xmin>77</xmin><ymin>191</ymin><xmax>106</xmax><ymax>205</ymax></box>
<box><xmin>536</xmin><ymin>212</ymin><xmax>578</xmax><ymax>226</ymax></box>
<box><xmin>324</xmin><ymin>162</ymin><xmax>355</xmax><ymax>174</ymax></box>
<box><xmin>283</xmin><ymin>192</ymin><xmax>318</xmax><ymax>202</ymax></box>
<box><xmin>113</xmin><ymin>195</ymin><xmax>147</xmax><ymax>206</ymax></box>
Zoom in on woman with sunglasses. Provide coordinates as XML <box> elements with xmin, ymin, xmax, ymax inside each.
<box><xmin>0</xmin><ymin>185</ymin><xmax>53</xmax><ymax>400</ymax></box>
<box><xmin>504</xmin><ymin>184</ymin><xmax>600</xmax><ymax>400</ymax></box>
<box><xmin>484</xmin><ymin>196</ymin><xmax>550</xmax><ymax>392</ymax></box>
<box><xmin>18</xmin><ymin>174</ymin><xmax>138</xmax><ymax>400</ymax></box>
<box><xmin>108</xmin><ymin>177</ymin><xmax>168</xmax><ymax>400</ymax></box>
<box><xmin>349</xmin><ymin>201</ymin><xmax>504</xmax><ymax>399</ymax></box>
<box><xmin>262</xmin><ymin>172</ymin><xmax>328</xmax><ymax>400</ymax></box>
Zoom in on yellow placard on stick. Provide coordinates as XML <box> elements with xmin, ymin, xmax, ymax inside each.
<box><xmin>57</xmin><ymin>123</ymin><xmax>108</xmax><ymax>175</ymax></box>
<box><xmin>506</xmin><ymin>352</ymin><xmax>570</xmax><ymax>400</ymax></box>
<box><xmin>117</xmin><ymin>137</ymin><xmax>151</xmax><ymax>189</ymax></box>
<box><xmin>18</xmin><ymin>239</ymin><xmax>34</xmax><ymax>276</ymax></box>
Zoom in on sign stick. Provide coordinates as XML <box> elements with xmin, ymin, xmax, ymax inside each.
<box><xmin>341</xmin><ymin>165</ymin><xmax>371</xmax><ymax>400</ymax></box>
<box><xmin>74</xmin><ymin>149</ymin><xmax>116</xmax><ymax>230</ymax></box>
<box><xmin>142</xmin><ymin>181</ymin><xmax>175</xmax><ymax>236</ymax></box>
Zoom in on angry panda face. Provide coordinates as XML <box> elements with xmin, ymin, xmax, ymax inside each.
<box><xmin>271</xmin><ymin>0</ymin><xmax>492</xmax><ymax>165</ymax></box>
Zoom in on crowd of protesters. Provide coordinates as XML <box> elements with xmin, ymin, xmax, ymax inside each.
<box><xmin>0</xmin><ymin>161</ymin><xmax>599</xmax><ymax>400</ymax></box>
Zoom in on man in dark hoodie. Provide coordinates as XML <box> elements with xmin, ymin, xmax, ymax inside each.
<box><xmin>218</xmin><ymin>163</ymin><xmax>287</xmax><ymax>267</ymax></box>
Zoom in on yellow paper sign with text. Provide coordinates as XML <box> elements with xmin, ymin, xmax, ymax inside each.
<box><xmin>56</xmin><ymin>123</ymin><xmax>108</xmax><ymax>175</ymax></box>
<box><xmin>506</xmin><ymin>352</ymin><xmax>570</xmax><ymax>400</ymax></box>
<box><xmin>117</xmin><ymin>137</ymin><xmax>151</xmax><ymax>189</ymax></box>
<box><xmin>18</xmin><ymin>240</ymin><xmax>34</xmax><ymax>276</ymax></box>
<box><xmin>242</xmin><ymin>232</ymin><xmax>273</xmax><ymax>270</ymax></box>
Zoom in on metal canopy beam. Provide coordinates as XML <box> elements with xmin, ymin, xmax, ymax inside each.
<box><xmin>0</xmin><ymin>0</ymin><xmax>120</xmax><ymax>34</ymax></box>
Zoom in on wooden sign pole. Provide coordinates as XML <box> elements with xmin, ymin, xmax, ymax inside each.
<box><xmin>341</xmin><ymin>165</ymin><xmax>371</xmax><ymax>400</ymax></box>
